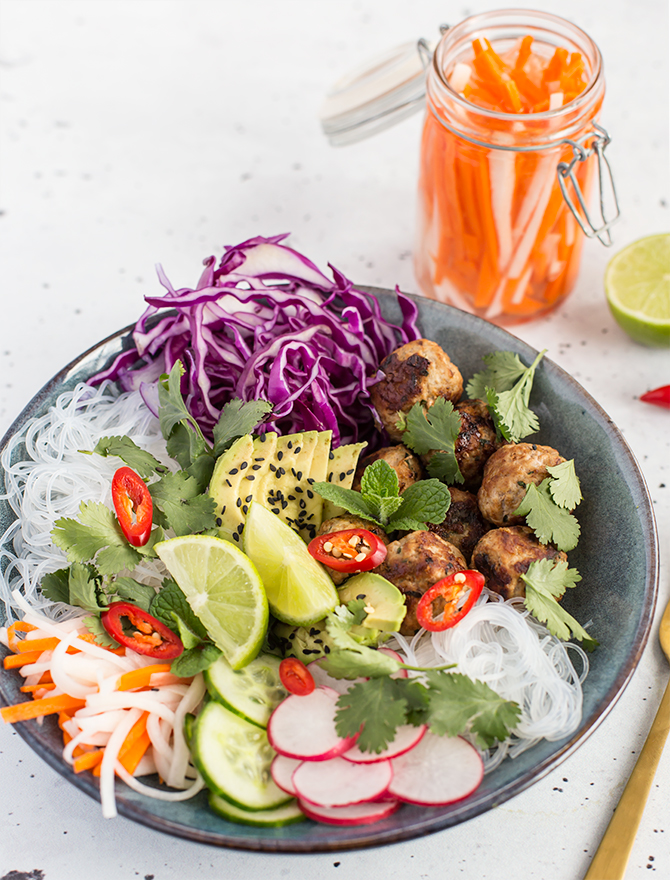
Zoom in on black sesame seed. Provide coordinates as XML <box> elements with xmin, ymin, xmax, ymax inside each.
<box><xmin>236</xmin><ymin>498</ymin><xmax>242</xmax><ymax>508</ymax></box>
<box><xmin>240</xmin><ymin>461</ymin><xmax>248</xmax><ymax>470</ymax></box>
<box><xmin>287</xmin><ymin>441</ymin><xmax>293</xmax><ymax>449</ymax></box>
<box><xmin>252</xmin><ymin>464</ymin><xmax>261</xmax><ymax>470</ymax></box>
<box><xmin>246</xmin><ymin>474</ymin><xmax>255</xmax><ymax>480</ymax></box>
<box><xmin>339</xmin><ymin>472</ymin><xmax>346</xmax><ymax>481</ymax></box>
<box><xmin>229</xmin><ymin>468</ymin><xmax>239</xmax><ymax>476</ymax></box>
<box><xmin>277</xmin><ymin>451</ymin><xmax>284</xmax><ymax>460</ymax></box>
<box><xmin>216</xmin><ymin>517</ymin><xmax>222</xmax><ymax>527</ymax></box>
<box><xmin>272</xmin><ymin>508</ymin><xmax>280</xmax><ymax>515</ymax></box>
<box><xmin>307</xmin><ymin>490</ymin><xmax>314</xmax><ymax>499</ymax></box>
<box><xmin>232</xmin><ymin>532</ymin><xmax>240</xmax><ymax>542</ymax></box>
<box><xmin>226</xmin><ymin>479</ymin><xmax>232</xmax><ymax>488</ymax></box>
<box><xmin>242</xmin><ymin>505</ymin><xmax>248</xmax><ymax>514</ymax></box>
<box><xmin>246</xmin><ymin>495</ymin><xmax>253</xmax><ymax>503</ymax></box>
<box><xmin>294</xmin><ymin>447</ymin><xmax>301</xmax><ymax>454</ymax></box>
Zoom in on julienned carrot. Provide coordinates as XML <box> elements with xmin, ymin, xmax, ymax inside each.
<box><xmin>116</xmin><ymin>664</ymin><xmax>172</xmax><ymax>692</ymax></box>
<box><xmin>73</xmin><ymin>749</ymin><xmax>104</xmax><ymax>774</ymax></box>
<box><xmin>0</xmin><ymin>693</ymin><xmax>86</xmax><ymax>724</ymax></box>
<box><xmin>4</xmin><ymin>650</ymin><xmax>46</xmax><ymax>669</ymax></box>
<box><xmin>515</xmin><ymin>35</ymin><xmax>533</xmax><ymax>70</ymax></box>
<box><xmin>118</xmin><ymin>713</ymin><xmax>151</xmax><ymax>774</ymax></box>
<box><xmin>16</xmin><ymin>637</ymin><xmax>60</xmax><ymax>654</ymax></box>
<box><xmin>6</xmin><ymin>621</ymin><xmax>37</xmax><ymax>651</ymax></box>
<box><xmin>20</xmin><ymin>683</ymin><xmax>56</xmax><ymax>693</ymax></box>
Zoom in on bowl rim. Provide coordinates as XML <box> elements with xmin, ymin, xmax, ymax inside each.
<box><xmin>0</xmin><ymin>289</ymin><xmax>659</xmax><ymax>852</ymax></box>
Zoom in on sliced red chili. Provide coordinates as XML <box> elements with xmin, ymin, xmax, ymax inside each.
<box><xmin>112</xmin><ymin>466</ymin><xmax>154</xmax><ymax>547</ymax></box>
<box><xmin>640</xmin><ymin>385</ymin><xmax>670</xmax><ymax>410</ymax></box>
<box><xmin>101</xmin><ymin>602</ymin><xmax>184</xmax><ymax>659</ymax></box>
<box><xmin>307</xmin><ymin>529</ymin><xmax>387</xmax><ymax>573</ymax></box>
<box><xmin>416</xmin><ymin>570</ymin><xmax>485</xmax><ymax>632</ymax></box>
<box><xmin>279</xmin><ymin>657</ymin><xmax>315</xmax><ymax>696</ymax></box>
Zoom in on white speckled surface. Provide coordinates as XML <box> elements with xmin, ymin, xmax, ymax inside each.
<box><xmin>0</xmin><ymin>1</ymin><xmax>668</xmax><ymax>878</ymax></box>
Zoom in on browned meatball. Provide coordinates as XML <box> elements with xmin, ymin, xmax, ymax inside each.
<box><xmin>477</xmin><ymin>443</ymin><xmax>565</xmax><ymax>527</ymax></box>
<box><xmin>429</xmin><ymin>487</ymin><xmax>491</xmax><ymax>565</ymax></box>
<box><xmin>471</xmin><ymin>526</ymin><xmax>567</xmax><ymax>600</ymax></box>
<box><xmin>316</xmin><ymin>515</ymin><xmax>390</xmax><ymax>585</ymax></box>
<box><xmin>374</xmin><ymin>531</ymin><xmax>467</xmax><ymax>636</ymax></box>
<box><xmin>352</xmin><ymin>444</ymin><xmax>423</xmax><ymax>494</ymax></box>
<box><xmin>369</xmin><ymin>339</ymin><xmax>463</xmax><ymax>442</ymax></box>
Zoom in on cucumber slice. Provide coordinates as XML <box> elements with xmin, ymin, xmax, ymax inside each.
<box><xmin>208</xmin><ymin>792</ymin><xmax>305</xmax><ymax>827</ymax></box>
<box><xmin>192</xmin><ymin>700</ymin><xmax>290</xmax><ymax>811</ymax></box>
<box><xmin>204</xmin><ymin>653</ymin><xmax>287</xmax><ymax>729</ymax></box>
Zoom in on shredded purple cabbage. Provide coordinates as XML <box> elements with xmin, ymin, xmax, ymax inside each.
<box><xmin>92</xmin><ymin>234</ymin><xmax>420</xmax><ymax>447</ymax></box>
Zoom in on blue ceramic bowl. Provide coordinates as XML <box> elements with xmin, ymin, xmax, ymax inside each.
<box><xmin>0</xmin><ymin>289</ymin><xmax>659</xmax><ymax>852</ymax></box>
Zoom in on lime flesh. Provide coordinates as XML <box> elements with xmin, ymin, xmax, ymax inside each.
<box><xmin>155</xmin><ymin>534</ymin><xmax>268</xmax><ymax>669</ymax></box>
<box><xmin>605</xmin><ymin>233</ymin><xmax>670</xmax><ymax>347</ymax></box>
<box><xmin>242</xmin><ymin>502</ymin><xmax>339</xmax><ymax>626</ymax></box>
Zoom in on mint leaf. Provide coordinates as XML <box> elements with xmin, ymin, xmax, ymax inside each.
<box><xmin>364</xmin><ymin>494</ymin><xmax>405</xmax><ymax>525</ymax></box>
<box><xmin>149</xmin><ymin>471</ymin><xmax>217</xmax><ymax>536</ymax></box>
<box><xmin>547</xmin><ymin>460</ymin><xmax>582</xmax><ymax>510</ymax></box>
<box><xmin>423</xmin><ymin>671</ymin><xmax>521</xmax><ymax>749</ymax></box>
<box><xmin>89</xmin><ymin>436</ymin><xmax>163</xmax><ymax>480</ymax></box>
<box><xmin>212</xmin><ymin>399</ymin><xmax>273</xmax><ymax>457</ymax></box>
<box><xmin>171</xmin><ymin>642</ymin><xmax>222</xmax><ymax>676</ymax></box>
<box><xmin>150</xmin><ymin>579</ymin><xmax>209</xmax><ymax>641</ymax></box>
<box><xmin>392</xmin><ymin>479</ymin><xmax>451</xmax><ymax>526</ymax></box>
<box><xmin>514</xmin><ymin>480</ymin><xmax>581</xmax><ymax>551</ymax></box>
<box><xmin>40</xmin><ymin>568</ymin><xmax>70</xmax><ymax>604</ymax></box>
<box><xmin>360</xmin><ymin>459</ymin><xmax>399</xmax><ymax>498</ymax></box>
<box><xmin>312</xmin><ymin>482</ymin><xmax>378</xmax><ymax>523</ymax></box>
<box><xmin>172</xmin><ymin>614</ymin><xmax>203</xmax><ymax>650</ymax></box>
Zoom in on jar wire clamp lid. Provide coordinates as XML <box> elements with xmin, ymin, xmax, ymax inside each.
<box><xmin>318</xmin><ymin>38</ymin><xmax>434</xmax><ymax>146</ymax></box>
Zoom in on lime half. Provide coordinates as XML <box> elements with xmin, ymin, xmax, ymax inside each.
<box><xmin>242</xmin><ymin>502</ymin><xmax>339</xmax><ymax>626</ymax></box>
<box><xmin>155</xmin><ymin>534</ymin><xmax>268</xmax><ymax>669</ymax></box>
<box><xmin>605</xmin><ymin>233</ymin><xmax>670</xmax><ymax>347</ymax></box>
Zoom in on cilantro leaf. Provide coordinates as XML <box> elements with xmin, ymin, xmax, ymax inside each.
<box><xmin>466</xmin><ymin>351</ymin><xmax>531</xmax><ymax>399</ymax></box>
<box><xmin>212</xmin><ymin>399</ymin><xmax>273</xmax><ymax>457</ymax></box>
<box><xmin>390</xmin><ymin>479</ymin><xmax>451</xmax><ymax>527</ymax></box>
<box><xmin>521</xmin><ymin>559</ymin><xmax>596</xmax><ymax>648</ymax></box>
<box><xmin>111</xmin><ymin>577</ymin><xmax>156</xmax><ymax>612</ymax></box>
<box><xmin>149</xmin><ymin>471</ymin><xmax>217</xmax><ymax>536</ymax></box>
<box><xmin>547</xmin><ymin>460</ymin><xmax>582</xmax><ymax>510</ymax></box>
<box><xmin>484</xmin><ymin>350</ymin><xmax>545</xmax><ymax>443</ymax></box>
<box><xmin>165</xmin><ymin>421</ymin><xmax>210</xmax><ymax>473</ymax></box>
<box><xmin>399</xmin><ymin>400</ymin><xmax>463</xmax><ymax>485</ymax></box>
<box><xmin>423</xmin><ymin>671</ymin><xmax>521</xmax><ymax>748</ymax></box>
<box><xmin>150</xmin><ymin>579</ymin><xmax>209</xmax><ymax>641</ymax></box>
<box><xmin>514</xmin><ymin>480</ymin><xmax>581</xmax><ymax>551</ymax></box>
<box><xmin>52</xmin><ymin>502</ymin><xmax>142</xmax><ymax>574</ymax></box>
<box><xmin>158</xmin><ymin>361</ymin><xmax>204</xmax><ymax>442</ymax></box>
<box><xmin>68</xmin><ymin>563</ymin><xmax>105</xmax><ymax>613</ymax></box>
<box><xmin>334</xmin><ymin>677</ymin><xmax>412</xmax><ymax>753</ymax></box>
<box><xmin>321</xmin><ymin>604</ymin><xmax>401</xmax><ymax>680</ymax></box>
<box><xmin>89</xmin><ymin>436</ymin><xmax>163</xmax><ymax>480</ymax></box>
<box><xmin>170</xmin><ymin>642</ymin><xmax>222</xmax><ymax>676</ymax></box>
<box><xmin>83</xmin><ymin>614</ymin><xmax>120</xmax><ymax>648</ymax></box>
<box><xmin>40</xmin><ymin>568</ymin><xmax>71</xmax><ymax>604</ymax></box>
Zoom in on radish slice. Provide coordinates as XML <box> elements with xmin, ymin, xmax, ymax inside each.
<box><xmin>388</xmin><ymin>732</ymin><xmax>484</xmax><ymax>806</ymax></box>
<box><xmin>307</xmin><ymin>658</ymin><xmax>363</xmax><ymax>694</ymax></box>
<box><xmin>293</xmin><ymin>757</ymin><xmax>393</xmax><ymax>807</ymax></box>
<box><xmin>342</xmin><ymin>724</ymin><xmax>426</xmax><ymax>764</ymax></box>
<box><xmin>377</xmin><ymin>647</ymin><xmax>408</xmax><ymax>679</ymax></box>
<box><xmin>298</xmin><ymin>798</ymin><xmax>400</xmax><ymax>826</ymax></box>
<box><xmin>267</xmin><ymin>686</ymin><xmax>356</xmax><ymax>761</ymax></box>
<box><xmin>270</xmin><ymin>754</ymin><xmax>302</xmax><ymax>796</ymax></box>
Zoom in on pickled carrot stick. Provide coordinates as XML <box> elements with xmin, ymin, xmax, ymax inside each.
<box><xmin>543</xmin><ymin>47</ymin><xmax>568</xmax><ymax>83</ymax></box>
<box><xmin>73</xmin><ymin>749</ymin><xmax>104</xmax><ymax>774</ymax></box>
<box><xmin>6</xmin><ymin>622</ymin><xmax>37</xmax><ymax>652</ymax></box>
<box><xmin>515</xmin><ymin>35</ymin><xmax>533</xmax><ymax>69</ymax></box>
<box><xmin>4</xmin><ymin>650</ymin><xmax>45</xmax><ymax>669</ymax></box>
<box><xmin>0</xmin><ymin>693</ymin><xmax>86</xmax><ymax>724</ymax></box>
<box><xmin>16</xmin><ymin>637</ymin><xmax>60</xmax><ymax>654</ymax></box>
<box><xmin>116</xmin><ymin>664</ymin><xmax>173</xmax><ymax>692</ymax></box>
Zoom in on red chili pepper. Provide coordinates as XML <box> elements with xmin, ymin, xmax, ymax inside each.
<box><xmin>279</xmin><ymin>657</ymin><xmax>315</xmax><ymax>696</ymax></box>
<box><xmin>416</xmin><ymin>570</ymin><xmax>485</xmax><ymax>632</ymax></box>
<box><xmin>111</xmin><ymin>467</ymin><xmax>153</xmax><ymax>547</ymax></box>
<box><xmin>307</xmin><ymin>528</ymin><xmax>387</xmax><ymax>573</ymax></box>
<box><xmin>101</xmin><ymin>602</ymin><xmax>184</xmax><ymax>659</ymax></box>
<box><xmin>640</xmin><ymin>385</ymin><xmax>670</xmax><ymax>410</ymax></box>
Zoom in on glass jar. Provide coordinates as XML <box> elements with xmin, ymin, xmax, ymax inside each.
<box><xmin>414</xmin><ymin>10</ymin><xmax>613</xmax><ymax>324</ymax></box>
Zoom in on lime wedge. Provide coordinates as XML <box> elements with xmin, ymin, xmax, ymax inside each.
<box><xmin>605</xmin><ymin>233</ymin><xmax>670</xmax><ymax>347</ymax></box>
<box><xmin>242</xmin><ymin>502</ymin><xmax>339</xmax><ymax>626</ymax></box>
<box><xmin>155</xmin><ymin>535</ymin><xmax>268</xmax><ymax>670</ymax></box>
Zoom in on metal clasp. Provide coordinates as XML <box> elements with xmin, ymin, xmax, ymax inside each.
<box><xmin>557</xmin><ymin>123</ymin><xmax>620</xmax><ymax>246</ymax></box>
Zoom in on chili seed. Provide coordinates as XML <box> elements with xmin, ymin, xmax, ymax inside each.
<box><xmin>355</xmin><ymin>552</ymin><xmax>367</xmax><ymax>562</ymax></box>
<box><xmin>323</xmin><ymin>542</ymin><xmax>333</xmax><ymax>552</ymax></box>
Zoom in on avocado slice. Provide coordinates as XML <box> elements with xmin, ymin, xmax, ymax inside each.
<box><xmin>321</xmin><ymin>441</ymin><xmax>367</xmax><ymax>521</ymax></box>
<box><xmin>337</xmin><ymin>573</ymin><xmax>407</xmax><ymax>632</ymax></box>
